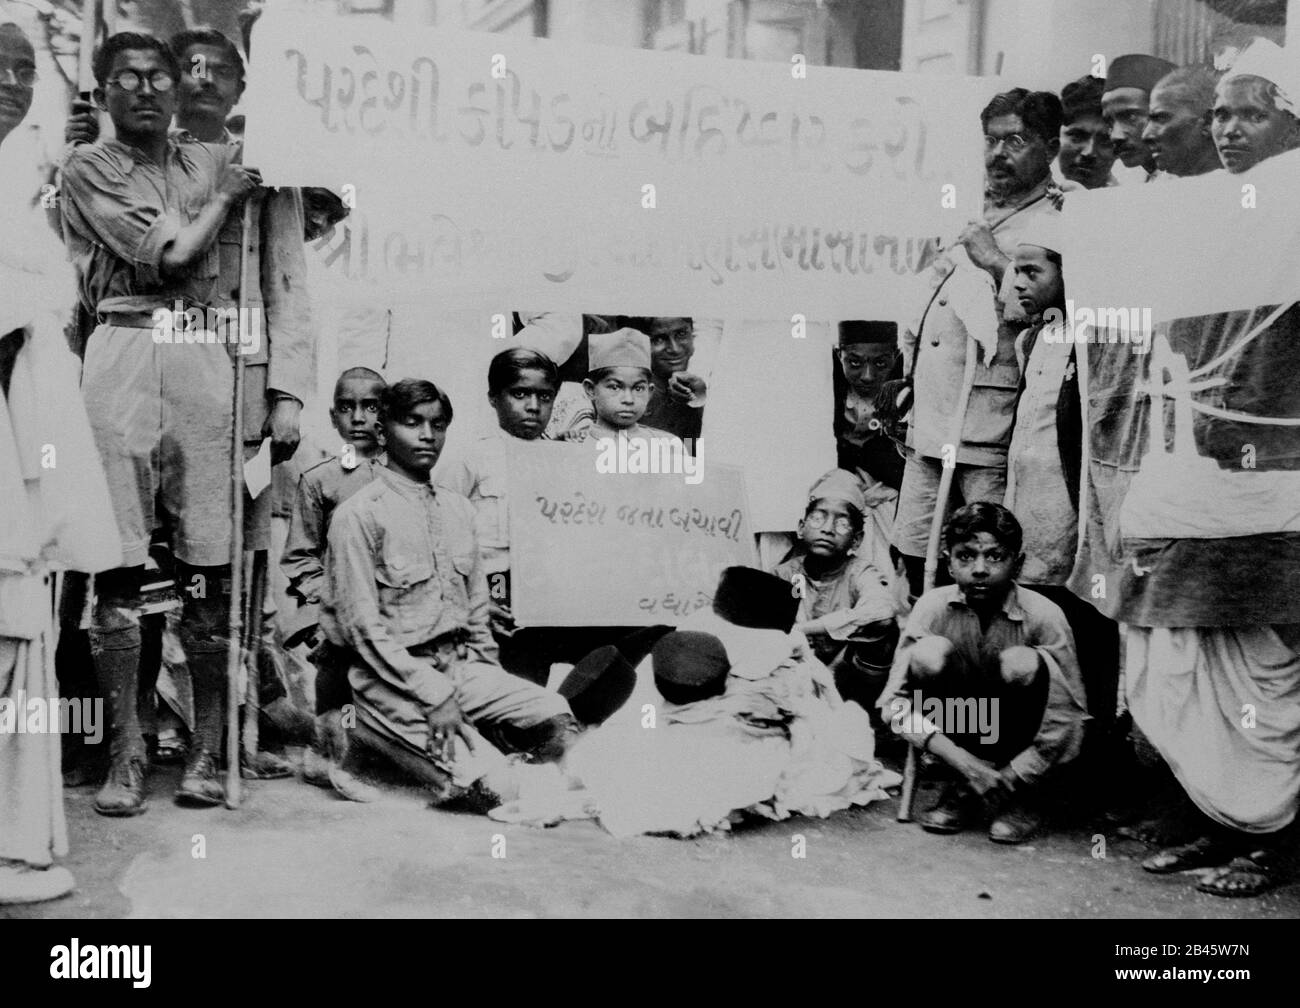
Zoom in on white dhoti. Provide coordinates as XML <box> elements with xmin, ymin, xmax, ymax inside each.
<box><xmin>1125</xmin><ymin>625</ymin><xmax>1300</xmax><ymax>833</ymax></box>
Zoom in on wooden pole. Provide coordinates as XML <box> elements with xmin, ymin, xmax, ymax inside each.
<box><xmin>224</xmin><ymin>200</ymin><xmax>255</xmax><ymax>809</ymax></box>
<box><xmin>76</xmin><ymin>0</ymin><xmax>98</xmax><ymax>98</ymax></box>
<box><xmin>900</xmin><ymin>329</ymin><xmax>979</xmax><ymax>823</ymax></box>
<box><xmin>241</xmin><ymin>550</ymin><xmax>268</xmax><ymax>763</ymax></box>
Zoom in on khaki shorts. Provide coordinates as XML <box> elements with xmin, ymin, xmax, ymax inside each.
<box><xmin>82</xmin><ymin>323</ymin><xmax>270</xmax><ymax>568</ymax></box>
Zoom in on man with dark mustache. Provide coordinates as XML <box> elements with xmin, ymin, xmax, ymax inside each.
<box><xmin>59</xmin><ymin>33</ymin><xmax>262</xmax><ymax>816</ymax></box>
<box><xmin>1102</xmin><ymin>54</ymin><xmax>1175</xmax><ymax>183</ymax></box>
<box><xmin>891</xmin><ymin>89</ymin><xmax>1062</xmax><ymax>602</ymax></box>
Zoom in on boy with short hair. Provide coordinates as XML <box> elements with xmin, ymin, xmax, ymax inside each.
<box><xmin>323</xmin><ymin>379</ymin><xmax>578</xmax><ymax>807</ymax></box>
<box><xmin>773</xmin><ymin>469</ymin><xmax>898</xmax><ymax>710</ymax></box>
<box><xmin>1004</xmin><ymin>221</ymin><xmax>1120</xmax><ymax>748</ymax></box>
<box><xmin>880</xmin><ymin>502</ymin><xmax>1087</xmax><ymax>843</ymax></box>
<box><xmin>281</xmin><ymin>366</ymin><xmax>387</xmax><ymax>799</ymax></box>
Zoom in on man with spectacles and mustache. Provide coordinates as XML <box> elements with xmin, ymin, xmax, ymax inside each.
<box><xmin>59</xmin><ymin>33</ymin><xmax>262</xmax><ymax>817</ymax></box>
<box><xmin>889</xmin><ymin>89</ymin><xmax>1062</xmax><ymax>602</ymax></box>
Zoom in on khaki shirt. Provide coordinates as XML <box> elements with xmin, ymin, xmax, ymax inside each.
<box><xmin>322</xmin><ymin>466</ymin><xmax>495</xmax><ymax>710</ymax></box>
<box><xmin>880</xmin><ymin>584</ymin><xmax>1087</xmax><ymax>785</ymax></box>
<box><xmin>60</xmin><ymin>136</ymin><xmax>225</xmax><ymax>316</ymax></box>
<box><xmin>282</xmin><ymin>452</ymin><xmax>385</xmax><ymax>603</ymax></box>
<box><xmin>904</xmin><ymin>186</ymin><xmax>1059</xmax><ymax>466</ymax></box>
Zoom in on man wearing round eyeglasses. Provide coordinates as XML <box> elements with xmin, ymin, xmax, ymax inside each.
<box><xmin>891</xmin><ymin>89</ymin><xmax>1062</xmax><ymax>602</ymax></box>
<box><xmin>59</xmin><ymin>33</ymin><xmax>264</xmax><ymax>817</ymax></box>
<box><xmin>0</xmin><ymin>22</ymin><xmax>36</xmax><ymax>138</ymax></box>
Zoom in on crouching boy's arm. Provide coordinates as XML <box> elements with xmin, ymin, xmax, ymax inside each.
<box><xmin>878</xmin><ymin>592</ymin><xmax>1005</xmax><ymax>794</ymax></box>
<box><xmin>1004</xmin><ymin>601</ymin><xmax>1089</xmax><ymax>788</ymax></box>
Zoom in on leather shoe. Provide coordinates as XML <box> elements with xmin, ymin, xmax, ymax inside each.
<box><xmin>240</xmin><ymin>749</ymin><xmax>294</xmax><ymax>780</ymax></box>
<box><xmin>919</xmin><ymin>781</ymin><xmax>978</xmax><ymax>834</ymax></box>
<box><xmin>93</xmin><ymin>754</ymin><xmax>147</xmax><ymax>817</ymax></box>
<box><xmin>989</xmin><ymin>797</ymin><xmax>1043</xmax><ymax>844</ymax></box>
<box><xmin>176</xmin><ymin>747</ymin><xmax>225</xmax><ymax>807</ymax></box>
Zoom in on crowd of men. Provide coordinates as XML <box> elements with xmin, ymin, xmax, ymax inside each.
<box><xmin>1</xmin><ymin>14</ymin><xmax>1298</xmax><ymax>907</ymax></box>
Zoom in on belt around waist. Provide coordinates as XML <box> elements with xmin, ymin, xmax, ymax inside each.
<box><xmin>98</xmin><ymin>309</ymin><xmax>165</xmax><ymax>329</ymax></box>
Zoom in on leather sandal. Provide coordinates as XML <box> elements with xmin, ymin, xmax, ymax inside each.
<box><xmin>1140</xmin><ymin>834</ymin><xmax>1238</xmax><ymax>874</ymax></box>
<box><xmin>1196</xmin><ymin>849</ymin><xmax>1283</xmax><ymax>898</ymax></box>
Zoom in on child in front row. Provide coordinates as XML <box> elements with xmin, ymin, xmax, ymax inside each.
<box><xmin>772</xmin><ymin>469</ymin><xmax>899</xmax><ymax>713</ymax></box>
<box><xmin>879</xmin><ymin>502</ymin><xmax>1087</xmax><ymax>844</ymax></box>
<box><xmin>281</xmin><ymin>366</ymin><xmax>388</xmax><ymax>800</ymax></box>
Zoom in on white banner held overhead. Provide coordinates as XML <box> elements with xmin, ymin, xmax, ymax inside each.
<box><xmin>1062</xmin><ymin>148</ymin><xmax>1300</xmax><ymax>325</ymax></box>
<box><xmin>245</xmin><ymin>3</ymin><xmax>995</xmax><ymax>318</ymax></box>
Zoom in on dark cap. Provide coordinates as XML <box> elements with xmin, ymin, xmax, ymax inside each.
<box><xmin>712</xmin><ymin>566</ymin><xmax>800</xmax><ymax>633</ymax></box>
<box><xmin>838</xmin><ymin>320</ymin><xmax>898</xmax><ymax>345</ymax></box>
<box><xmin>652</xmin><ymin>631</ymin><xmax>730</xmax><ymax>705</ymax></box>
<box><xmin>558</xmin><ymin>645</ymin><xmax>636</xmax><ymax>725</ymax></box>
<box><xmin>1106</xmin><ymin>54</ymin><xmax>1177</xmax><ymax>94</ymax></box>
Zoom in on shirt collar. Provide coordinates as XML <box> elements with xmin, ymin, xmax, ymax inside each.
<box><xmin>340</xmin><ymin>449</ymin><xmax>384</xmax><ymax>472</ymax></box>
<box><xmin>170</xmin><ymin>125</ymin><xmax>237</xmax><ymax>146</ymax></box>
<box><xmin>379</xmin><ymin>464</ymin><xmax>436</xmax><ymax>498</ymax></box>
<box><xmin>99</xmin><ymin>135</ymin><xmax>185</xmax><ymax>173</ymax></box>
<box><xmin>947</xmin><ymin>583</ymin><xmax>1027</xmax><ymax>622</ymax></box>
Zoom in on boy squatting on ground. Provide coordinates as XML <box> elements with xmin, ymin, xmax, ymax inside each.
<box><xmin>773</xmin><ymin>468</ymin><xmax>899</xmax><ymax>713</ymax></box>
<box><xmin>879</xmin><ymin>502</ymin><xmax>1088</xmax><ymax>844</ymax></box>
<box><xmin>321</xmin><ymin>379</ymin><xmax>580</xmax><ymax>805</ymax></box>
<box><xmin>281</xmin><ymin>366</ymin><xmax>388</xmax><ymax>800</ymax></box>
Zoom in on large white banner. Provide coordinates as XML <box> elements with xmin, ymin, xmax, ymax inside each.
<box><xmin>1063</xmin><ymin>148</ymin><xmax>1300</xmax><ymax>325</ymax></box>
<box><xmin>245</xmin><ymin>3</ymin><xmax>996</xmax><ymax>318</ymax></box>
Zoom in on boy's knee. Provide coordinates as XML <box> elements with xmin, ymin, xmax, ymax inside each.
<box><xmin>999</xmin><ymin>646</ymin><xmax>1041</xmax><ymax>687</ymax></box>
<box><xmin>909</xmin><ymin>636</ymin><xmax>955</xmax><ymax>680</ymax></box>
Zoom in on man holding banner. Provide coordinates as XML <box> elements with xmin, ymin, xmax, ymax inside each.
<box><xmin>1113</xmin><ymin>38</ymin><xmax>1300</xmax><ymax>898</ymax></box>
<box><xmin>891</xmin><ymin>88</ymin><xmax>1062</xmax><ymax>601</ymax></box>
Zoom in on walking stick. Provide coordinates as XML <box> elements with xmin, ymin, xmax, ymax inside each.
<box><xmin>899</xmin><ymin>320</ymin><xmax>980</xmax><ymax>823</ymax></box>
<box><xmin>224</xmin><ymin>199</ymin><xmax>255</xmax><ymax>809</ymax></box>
<box><xmin>76</xmin><ymin>0</ymin><xmax>98</xmax><ymax>100</ymax></box>
<box><xmin>241</xmin><ymin>550</ymin><xmax>268</xmax><ymax>764</ymax></box>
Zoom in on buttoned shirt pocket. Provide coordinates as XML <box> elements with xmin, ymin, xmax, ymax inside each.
<box><xmin>444</xmin><ymin>552</ymin><xmax>476</xmax><ymax>617</ymax></box>
<box><xmin>965</xmin><ymin>360</ymin><xmax>1022</xmax><ymax>451</ymax></box>
<box><xmin>471</xmin><ymin>470</ymin><xmax>509</xmax><ymax>552</ymax></box>
<box><xmin>374</xmin><ymin>548</ymin><xmax>437</xmax><ymax>644</ymax></box>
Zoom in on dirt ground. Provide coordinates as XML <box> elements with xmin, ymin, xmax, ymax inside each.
<box><xmin>5</xmin><ymin>752</ymin><xmax>1298</xmax><ymax>919</ymax></box>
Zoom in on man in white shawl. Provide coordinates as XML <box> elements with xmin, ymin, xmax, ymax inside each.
<box><xmin>0</xmin><ymin>20</ymin><xmax>121</xmax><ymax>904</ymax></box>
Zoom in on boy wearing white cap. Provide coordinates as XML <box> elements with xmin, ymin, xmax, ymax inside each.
<box><xmin>1005</xmin><ymin>220</ymin><xmax>1120</xmax><ymax>751</ymax></box>
<box><xmin>562</xmin><ymin>327</ymin><xmax>679</xmax><ymax>445</ymax></box>
<box><xmin>773</xmin><ymin>469</ymin><xmax>898</xmax><ymax>709</ymax></box>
